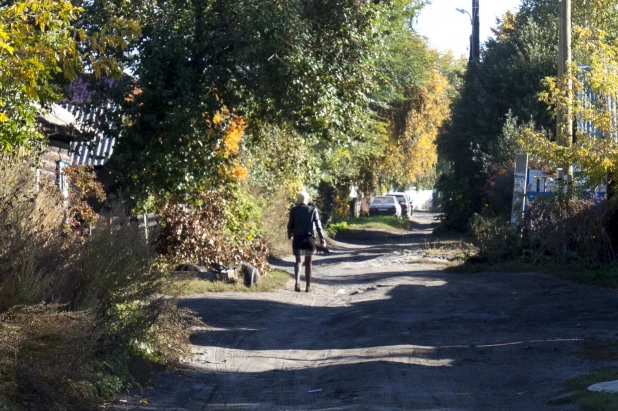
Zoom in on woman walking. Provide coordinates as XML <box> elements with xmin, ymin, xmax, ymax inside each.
<box><xmin>287</xmin><ymin>191</ymin><xmax>326</xmax><ymax>292</ymax></box>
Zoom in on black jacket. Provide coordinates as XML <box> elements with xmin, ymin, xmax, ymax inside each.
<box><xmin>287</xmin><ymin>204</ymin><xmax>325</xmax><ymax>242</ymax></box>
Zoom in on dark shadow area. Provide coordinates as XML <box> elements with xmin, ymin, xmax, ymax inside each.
<box><xmin>135</xmin><ymin>355</ymin><xmax>578</xmax><ymax>410</ymax></box>
<box><xmin>408</xmin><ymin>221</ymin><xmax>435</xmax><ymax>231</ymax></box>
<box><xmin>181</xmin><ymin>271</ymin><xmax>618</xmax><ymax>353</ymax></box>
<box><xmin>310</xmin><ymin>269</ymin><xmax>441</xmax><ymax>286</ymax></box>
<box><xmin>137</xmin><ymin>359</ymin><xmax>504</xmax><ymax>410</ymax></box>
<box><xmin>139</xmin><ymin>270</ymin><xmax>618</xmax><ymax>410</ymax></box>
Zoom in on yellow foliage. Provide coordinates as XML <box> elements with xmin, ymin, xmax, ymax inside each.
<box><xmin>528</xmin><ymin>21</ymin><xmax>618</xmax><ymax>187</ymax></box>
<box><xmin>230</xmin><ymin>163</ymin><xmax>248</xmax><ymax>181</ymax></box>
<box><xmin>492</xmin><ymin>10</ymin><xmax>517</xmax><ymax>41</ymax></box>
<box><xmin>211</xmin><ymin>108</ymin><xmax>246</xmax><ymax>156</ymax></box>
<box><xmin>211</xmin><ymin>106</ymin><xmax>249</xmax><ymax>182</ymax></box>
<box><xmin>0</xmin><ymin>1</ymin><xmax>139</xmax><ymax>152</ymax></box>
<box><xmin>379</xmin><ymin>69</ymin><xmax>451</xmax><ymax>188</ymax></box>
<box><xmin>222</xmin><ymin>117</ymin><xmax>245</xmax><ymax>155</ymax></box>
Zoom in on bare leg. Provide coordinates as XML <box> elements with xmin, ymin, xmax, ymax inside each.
<box><xmin>294</xmin><ymin>255</ymin><xmax>302</xmax><ymax>291</ymax></box>
<box><xmin>305</xmin><ymin>255</ymin><xmax>312</xmax><ymax>292</ymax></box>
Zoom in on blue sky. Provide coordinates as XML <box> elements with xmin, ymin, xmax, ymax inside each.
<box><xmin>414</xmin><ymin>0</ymin><xmax>523</xmax><ymax>58</ymax></box>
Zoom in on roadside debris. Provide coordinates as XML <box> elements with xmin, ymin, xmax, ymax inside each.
<box><xmin>588</xmin><ymin>380</ymin><xmax>618</xmax><ymax>393</ymax></box>
<box><xmin>211</xmin><ymin>262</ymin><xmax>238</xmax><ymax>282</ymax></box>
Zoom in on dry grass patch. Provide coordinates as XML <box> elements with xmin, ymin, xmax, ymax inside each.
<box><xmin>0</xmin><ymin>155</ymin><xmax>195</xmax><ymax>410</ymax></box>
<box><xmin>421</xmin><ymin>239</ymin><xmax>477</xmax><ymax>262</ymax></box>
<box><xmin>1</xmin><ymin>306</ymin><xmax>106</xmax><ymax>409</ymax></box>
<box><xmin>179</xmin><ymin>270</ymin><xmax>290</xmax><ymax>294</ymax></box>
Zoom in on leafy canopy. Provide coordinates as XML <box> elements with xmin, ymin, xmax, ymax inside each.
<box><xmin>0</xmin><ymin>0</ymin><xmax>139</xmax><ymax>153</ymax></box>
<box><xmin>111</xmin><ymin>0</ymin><xmax>404</xmax><ymax>201</ymax></box>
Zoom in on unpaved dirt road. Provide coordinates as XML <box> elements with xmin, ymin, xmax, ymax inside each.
<box><xmin>115</xmin><ymin>212</ymin><xmax>618</xmax><ymax>410</ymax></box>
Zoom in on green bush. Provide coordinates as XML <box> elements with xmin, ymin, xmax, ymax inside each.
<box><xmin>470</xmin><ymin>214</ymin><xmax>520</xmax><ymax>262</ymax></box>
<box><xmin>326</xmin><ymin>221</ymin><xmax>348</xmax><ymax>238</ymax></box>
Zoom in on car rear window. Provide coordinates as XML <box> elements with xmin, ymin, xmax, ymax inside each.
<box><xmin>371</xmin><ymin>197</ymin><xmax>395</xmax><ymax>205</ymax></box>
<box><xmin>387</xmin><ymin>194</ymin><xmax>408</xmax><ymax>202</ymax></box>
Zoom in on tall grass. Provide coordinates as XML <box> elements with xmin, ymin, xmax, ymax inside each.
<box><xmin>470</xmin><ymin>196</ymin><xmax>614</xmax><ymax>265</ymax></box>
<box><xmin>0</xmin><ymin>155</ymin><xmax>194</xmax><ymax>409</ymax></box>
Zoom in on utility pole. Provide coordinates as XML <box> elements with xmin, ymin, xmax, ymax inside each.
<box><xmin>557</xmin><ymin>0</ymin><xmax>573</xmax><ymax>177</ymax></box>
<box><xmin>471</xmin><ymin>0</ymin><xmax>480</xmax><ymax>64</ymax></box>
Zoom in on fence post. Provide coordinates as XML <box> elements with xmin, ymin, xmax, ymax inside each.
<box><xmin>511</xmin><ymin>153</ymin><xmax>529</xmax><ymax>228</ymax></box>
<box><xmin>143</xmin><ymin>214</ymin><xmax>149</xmax><ymax>241</ymax></box>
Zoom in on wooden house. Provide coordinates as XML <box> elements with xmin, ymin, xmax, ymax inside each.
<box><xmin>39</xmin><ymin>103</ymin><xmax>117</xmax><ymax>196</ymax></box>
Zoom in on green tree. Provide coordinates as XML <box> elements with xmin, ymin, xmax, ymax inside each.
<box><xmin>436</xmin><ymin>2</ymin><xmax>559</xmax><ymax>231</ymax></box>
<box><xmin>436</xmin><ymin>0</ymin><xmax>618</xmax><ymax>232</ymax></box>
<box><xmin>110</xmin><ymin>0</ymin><xmax>389</xmax><ymax>202</ymax></box>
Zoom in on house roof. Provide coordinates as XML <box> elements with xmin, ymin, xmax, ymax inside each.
<box><xmin>64</xmin><ymin>104</ymin><xmax>116</xmax><ymax>166</ymax></box>
<box><xmin>40</xmin><ymin>105</ymin><xmax>79</xmax><ymax>129</ymax></box>
<box><xmin>40</xmin><ymin>103</ymin><xmax>117</xmax><ymax>166</ymax></box>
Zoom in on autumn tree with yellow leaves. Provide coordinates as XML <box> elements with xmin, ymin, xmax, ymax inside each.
<box><xmin>521</xmin><ymin>4</ymin><xmax>618</xmax><ymax>191</ymax></box>
<box><xmin>379</xmin><ymin>69</ymin><xmax>452</xmax><ymax>191</ymax></box>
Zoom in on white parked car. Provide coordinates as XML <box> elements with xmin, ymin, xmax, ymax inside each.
<box><xmin>369</xmin><ymin>196</ymin><xmax>402</xmax><ymax>217</ymax></box>
<box><xmin>386</xmin><ymin>192</ymin><xmax>413</xmax><ymax>217</ymax></box>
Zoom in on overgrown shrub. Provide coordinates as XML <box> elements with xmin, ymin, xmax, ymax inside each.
<box><xmin>523</xmin><ymin>196</ymin><xmax>614</xmax><ymax>264</ymax></box>
<box><xmin>156</xmin><ymin>188</ymin><xmax>270</xmax><ymax>274</ymax></box>
<box><xmin>0</xmin><ymin>155</ymin><xmax>195</xmax><ymax>409</ymax></box>
<box><xmin>0</xmin><ymin>155</ymin><xmax>65</xmax><ymax>310</ymax></box>
<box><xmin>470</xmin><ymin>214</ymin><xmax>520</xmax><ymax>261</ymax></box>
<box><xmin>261</xmin><ymin>190</ymin><xmax>293</xmax><ymax>257</ymax></box>
<box><xmin>471</xmin><ymin>195</ymin><xmax>615</xmax><ymax>265</ymax></box>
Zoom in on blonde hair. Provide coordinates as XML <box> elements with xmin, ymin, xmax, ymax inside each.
<box><xmin>296</xmin><ymin>191</ymin><xmax>311</xmax><ymax>205</ymax></box>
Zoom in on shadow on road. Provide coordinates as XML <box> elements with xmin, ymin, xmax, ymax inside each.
<box><xmin>183</xmin><ymin>271</ymin><xmax>617</xmax><ymax>352</ymax></box>
<box><xmin>142</xmin><ymin>269</ymin><xmax>618</xmax><ymax>411</ymax></box>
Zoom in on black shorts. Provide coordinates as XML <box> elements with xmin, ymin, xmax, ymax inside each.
<box><xmin>292</xmin><ymin>234</ymin><xmax>316</xmax><ymax>256</ymax></box>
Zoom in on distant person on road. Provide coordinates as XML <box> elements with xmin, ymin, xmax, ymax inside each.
<box><xmin>287</xmin><ymin>191</ymin><xmax>326</xmax><ymax>292</ymax></box>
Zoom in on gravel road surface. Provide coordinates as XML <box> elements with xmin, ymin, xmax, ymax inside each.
<box><xmin>113</xmin><ymin>212</ymin><xmax>618</xmax><ymax>410</ymax></box>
